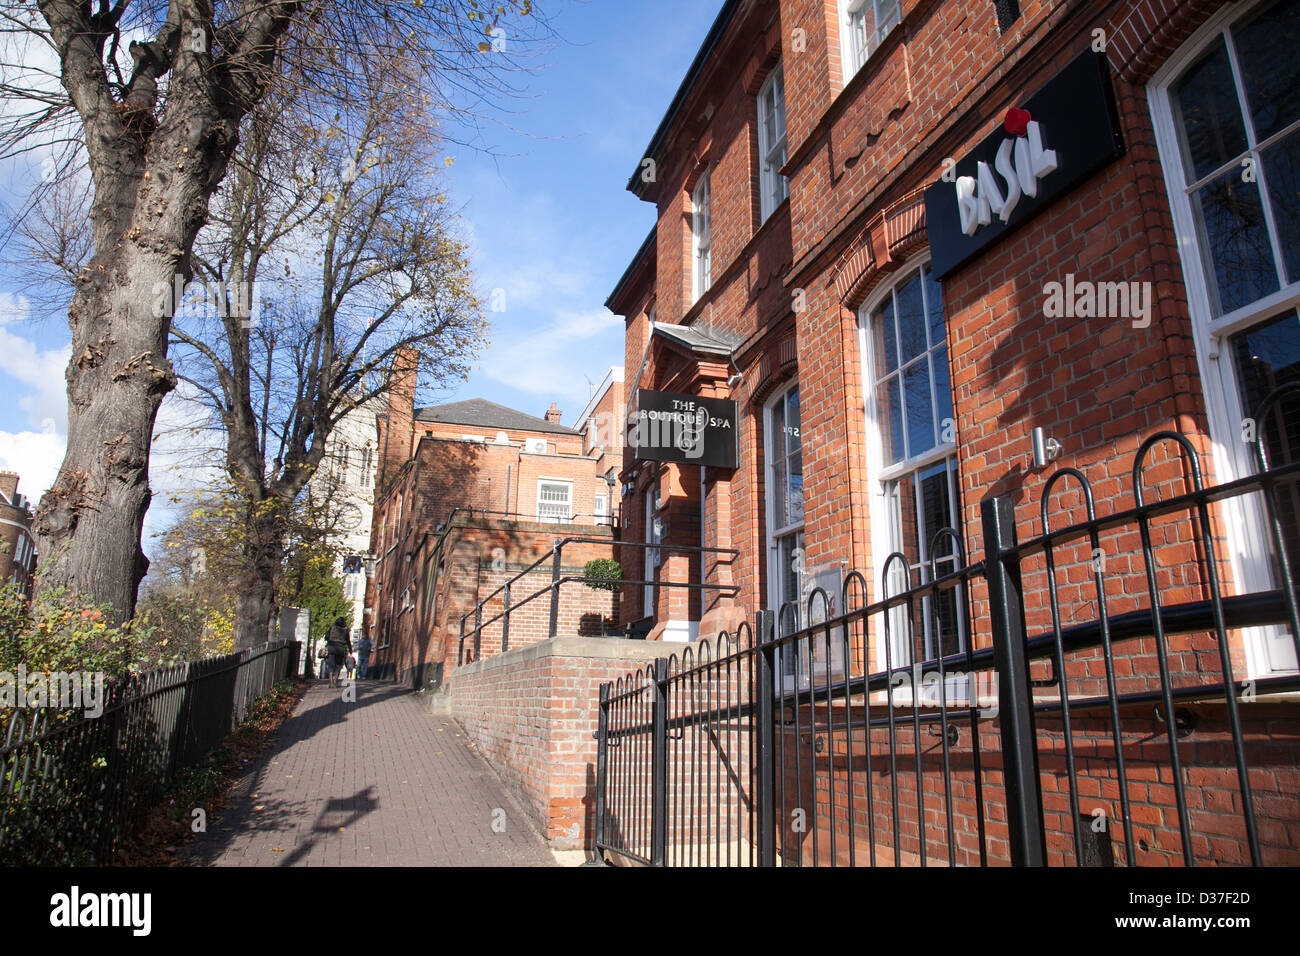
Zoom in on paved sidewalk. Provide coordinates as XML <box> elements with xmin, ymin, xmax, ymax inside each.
<box><xmin>183</xmin><ymin>681</ymin><xmax>556</xmax><ymax>867</ymax></box>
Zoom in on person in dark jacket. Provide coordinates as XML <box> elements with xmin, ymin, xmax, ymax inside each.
<box><xmin>355</xmin><ymin>635</ymin><xmax>373</xmax><ymax>680</ymax></box>
<box><xmin>325</xmin><ymin>617</ymin><xmax>351</xmax><ymax>689</ymax></box>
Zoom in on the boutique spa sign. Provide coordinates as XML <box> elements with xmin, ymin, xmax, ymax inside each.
<box><xmin>925</xmin><ymin>50</ymin><xmax>1125</xmax><ymax>279</ymax></box>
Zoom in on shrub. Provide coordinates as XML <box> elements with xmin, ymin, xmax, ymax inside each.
<box><xmin>583</xmin><ymin>558</ymin><xmax>623</xmax><ymax>592</ymax></box>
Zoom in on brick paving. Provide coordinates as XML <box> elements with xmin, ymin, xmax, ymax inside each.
<box><xmin>183</xmin><ymin>681</ymin><xmax>557</xmax><ymax>867</ymax></box>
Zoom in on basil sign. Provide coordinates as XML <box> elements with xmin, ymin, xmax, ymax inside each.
<box><xmin>924</xmin><ymin>50</ymin><xmax>1125</xmax><ymax>280</ymax></box>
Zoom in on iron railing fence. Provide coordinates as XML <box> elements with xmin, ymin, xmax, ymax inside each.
<box><xmin>596</xmin><ymin>427</ymin><xmax>1300</xmax><ymax>867</ymax></box>
<box><xmin>458</xmin><ymin>538</ymin><xmax>739</xmax><ymax>664</ymax></box>
<box><xmin>434</xmin><ymin>506</ymin><xmax>620</xmax><ymax>534</ymax></box>
<box><xmin>0</xmin><ymin>639</ymin><xmax>300</xmax><ymax>865</ymax></box>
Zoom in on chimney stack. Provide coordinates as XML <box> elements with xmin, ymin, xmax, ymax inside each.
<box><xmin>0</xmin><ymin>471</ymin><xmax>17</xmax><ymax>505</ymax></box>
<box><xmin>545</xmin><ymin>402</ymin><xmax>562</xmax><ymax>424</ymax></box>
<box><xmin>379</xmin><ymin>349</ymin><xmax>419</xmax><ymax>491</ymax></box>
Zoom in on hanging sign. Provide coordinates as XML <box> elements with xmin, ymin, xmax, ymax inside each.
<box><xmin>632</xmin><ymin>390</ymin><xmax>738</xmax><ymax>469</ymax></box>
<box><xmin>925</xmin><ymin>50</ymin><xmax>1125</xmax><ymax>280</ymax></box>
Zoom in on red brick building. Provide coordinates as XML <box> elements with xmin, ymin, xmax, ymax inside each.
<box><xmin>367</xmin><ymin>360</ymin><xmax>627</xmax><ymax>687</ymax></box>
<box><xmin>596</xmin><ymin>0</ymin><xmax>1300</xmax><ymax>866</ymax></box>
<box><xmin>0</xmin><ymin>471</ymin><xmax>36</xmax><ymax>598</ymax></box>
<box><xmin>611</xmin><ymin>0</ymin><xmax>1298</xmax><ymax>672</ymax></box>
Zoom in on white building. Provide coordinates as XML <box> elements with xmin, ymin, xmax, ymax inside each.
<box><xmin>310</xmin><ymin>400</ymin><xmax>380</xmax><ymax>640</ymax></box>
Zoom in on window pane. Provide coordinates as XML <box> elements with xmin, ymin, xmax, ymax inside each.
<box><xmin>772</xmin><ymin>456</ymin><xmax>787</xmax><ymax>526</ymax></box>
<box><xmin>772</xmin><ymin>71</ymin><xmax>787</xmax><ymax>140</ymax></box>
<box><xmin>897</xmin><ymin>271</ymin><xmax>926</xmax><ymax>365</ymax></box>
<box><xmin>873</xmin><ymin>296</ymin><xmax>898</xmax><ymax>376</ymax></box>
<box><xmin>1172</xmin><ymin>38</ymin><xmax>1249</xmax><ymax>183</ymax></box>
<box><xmin>1261</xmin><ymin>129</ymin><xmax>1300</xmax><ymax>284</ymax></box>
<box><xmin>876</xmin><ymin>0</ymin><xmax>901</xmax><ymax>41</ymax></box>
<box><xmin>924</xmin><ymin>264</ymin><xmax>946</xmax><ymax>346</ymax></box>
<box><xmin>1230</xmin><ymin>310</ymin><xmax>1300</xmax><ymax>570</ymax></box>
<box><xmin>877</xmin><ymin>378</ymin><xmax>904</xmax><ymax>464</ymax></box>
<box><xmin>904</xmin><ymin>359</ymin><xmax>935</xmax><ymax>457</ymax></box>
<box><xmin>786</xmin><ymin>388</ymin><xmax>802</xmax><ymax>454</ymax></box>
<box><xmin>787</xmin><ymin>446</ymin><xmax>804</xmax><ymax>527</ymax></box>
<box><xmin>933</xmin><ymin>347</ymin><xmax>954</xmax><ymax>441</ymax></box>
<box><xmin>771</xmin><ymin>392</ymin><xmax>786</xmax><ymax>464</ymax></box>
<box><xmin>778</xmin><ymin>531</ymin><xmax>806</xmax><ymax>614</ymax></box>
<box><xmin>918</xmin><ymin>461</ymin><xmax>954</xmax><ymax>548</ymax></box>
<box><xmin>892</xmin><ymin>472</ymin><xmax>921</xmax><ymax>571</ymax></box>
<box><xmin>849</xmin><ymin>8</ymin><xmax>868</xmax><ymax>72</ymax></box>
<box><xmin>1234</xmin><ymin>0</ymin><xmax>1300</xmax><ymax>142</ymax></box>
<box><xmin>1191</xmin><ymin>168</ymin><xmax>1281</xmax><ymax>314</ymax></box>
<box><xmin>932</xmin><ymin>587</ymin><xmax>961</xmax><ymax>659</ymax></box>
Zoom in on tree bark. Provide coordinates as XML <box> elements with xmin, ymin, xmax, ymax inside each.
<box><xmin>31</xmin><ymin>0</ymin><xmax>298</xmax><ymax>623</ymax></box>
<box><xmin>234</xmin><ymin>511</ymin><xmax>283</xmax><ymax>650</ymax></box>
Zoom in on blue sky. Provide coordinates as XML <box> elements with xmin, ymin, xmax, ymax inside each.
<box><xmin>0</xmin><ymin>0</ymin><xmax>722</xmax><ymax>516</ymax></box>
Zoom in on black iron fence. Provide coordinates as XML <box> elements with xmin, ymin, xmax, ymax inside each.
<box><xmin>0</xmin><ymin>639</ymin><xmax>300</xmax><ymax>865</ymax></box>
<box><xmin>458</xmin><ymin>538</ymin><xmax>739</xmax><ymax>664</ymax></box>
<box><xmin>596</xmin><ymin>426</ymin><xmax>1300</xmax><ymax>866</ymax></box>
<box><xmin>435</xmin><ymin>506</ymin><xmax>619</xmax><ymax>533</ymax></box>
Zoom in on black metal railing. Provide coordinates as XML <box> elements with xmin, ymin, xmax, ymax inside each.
<box><xmin>0</xmin><ymin>639</ymin><xmax>300</xmax><ymax>865</ymax></box>
<box><xmin>435</xmin><ymin>506</ymin><xmax>620</xmax><ymax>534</ymax></box>
<box><xmin>457</xmin><ymin>538</ymin><xmax>739</xmax><ymax>664</ymax></box>
<box><xmin>596</xmin><ymin>426</ymin><xmax>1300</xmax><ymax>867</ymax></box>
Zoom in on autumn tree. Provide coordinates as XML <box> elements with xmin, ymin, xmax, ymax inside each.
<box><xmin>166</xmin><ymin>51</ymin><xmax>483</xmax><ymax>649</ymax></box>
<box><xmin>0</xmin><ymin>0</ymin><xmax>546</xmax><ymax>624</ymax></box>
<box><xmin>135</xmin><ymin>490</ymin><xmax>245</xmax><ymax>662</ymax></box>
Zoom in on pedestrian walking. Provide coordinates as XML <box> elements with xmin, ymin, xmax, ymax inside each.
<box><xmin>345</xmin><ymin>654</ymin><xmax>357</xmax><ymax>680</ymax></box>
<box><xmin>325</xmin><ymin>617</ymin><xmax>351</xmax><ymax>689</ymax></box>
<box><xmin>355</xmin><ymin>635</ymin><xmax>373</xmax><ymax>680</ymax></box>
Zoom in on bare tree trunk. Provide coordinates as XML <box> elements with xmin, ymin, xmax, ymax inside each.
<box><xmin>35</xmin><ymin>246</ymin><xmax>178</xmax><ymax>620</ymax></box>
<box><xmin>234</xmin><ymin>515</ymin><xmax>283</xmax><ymax>650</ymax></box>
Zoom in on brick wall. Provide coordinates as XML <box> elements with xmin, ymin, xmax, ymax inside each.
<box><xmin>449</xmin><ymin>637</ymin><xmax>666</xmax><ymax>849</ymax></box>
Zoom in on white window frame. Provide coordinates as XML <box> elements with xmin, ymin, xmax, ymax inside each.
<box><xmin>839</xmin><ymin>0</ymin><xmax>902</xmax><ymax>84</ymax></box>
<box><xmin>594</xmin><ymin>493</ymin><xmax>608</xmax><ymax>523</ymax></box>
<box><xmin>765</xmin><ymin>382</ymin><xmax>817</xmax><ymax>689</ymax></box>
<box><xmin>1148</xmin><ymin>0</ymin><xmax>1299</xmax><ymax>676</ymax></box>
<box><xmin>536</xmin><ymin>478</ymin><xmax>573</xmax><ymax>524</ymax></box>
<box><xmin>757</xmin><ymin>64</ymin><xmax>789</xmax><ymax>222</ymax></box>
<box><xmin>859</xmin><ymin>256</ymin><xmax>968</xmax><ymax>681</ymax></box>
<box><xmin>691</xmin><ymin>172</ymin><xmax>712</xmax><ymax>303</ymax></box>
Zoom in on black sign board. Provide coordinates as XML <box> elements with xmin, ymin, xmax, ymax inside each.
<box><xmin>632</xmin><ymin>389</ymin><xmax>738</xmax><ymax>469</ymax></box>
<box><xmin>924</xmin><ymin>50</ymin><xmax>1125</xmax><ymax>280</ymax></box>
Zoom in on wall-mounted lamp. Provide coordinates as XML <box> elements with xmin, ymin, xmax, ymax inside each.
<box><xmin>1031</xmin><ymin>427</ymin><xmax>1063</xmax><ymax>469</ymax></box>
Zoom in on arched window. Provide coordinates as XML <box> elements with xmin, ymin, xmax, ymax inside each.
<box><xmin>860</xmin><ymin>259</ymin><xmax>965</xmax><ymax>667</ymax></box>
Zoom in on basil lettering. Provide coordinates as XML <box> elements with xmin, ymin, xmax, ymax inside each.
<box><xmin>955</xmin><ymin>120</ymin><xmax>1058</xmax><ymax>236</ymax></box>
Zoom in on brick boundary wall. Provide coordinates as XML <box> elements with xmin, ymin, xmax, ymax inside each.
<box><xmin>448</xmin><ymin>637</ymin><xmax>665</xmax><ymax>851</ymax></box>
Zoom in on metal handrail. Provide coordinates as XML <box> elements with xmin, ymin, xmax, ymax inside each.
<box><xmin>457</xmin><ymin>537</ymin><xmax>741</xmax><ymax>664</ymax></box>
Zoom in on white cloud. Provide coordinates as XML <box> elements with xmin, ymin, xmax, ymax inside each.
<box><xmin>478</xmin><ymin>308</ymin><xmax>623</xmax><ymax>409</ymax></box>
<box><xmin>0</xmin><ymin>293</ymin><xmax>70</xmax><ymax>433</ymax></box>
<box><xmin>0</xmin><ymin>422</ymin><xmax>62</xmax><ymax>501</ymax></box>
<box><xmin>142</xmin><ymin>386</ymin><xmax>224</xmax><ymax>544</ymax></box>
